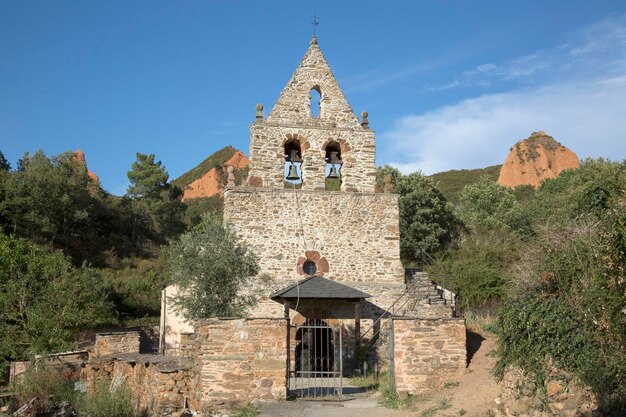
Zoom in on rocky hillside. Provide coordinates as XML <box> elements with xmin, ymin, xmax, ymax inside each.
<box><xmin>172</xmin><ymin>146</ymin><xmax>249</xmax><ymax>201</ymax></box>
<box><xmin>498</xmin><ymin>131</ymin><xmax>580</xmax><ymax>188</ymax></box>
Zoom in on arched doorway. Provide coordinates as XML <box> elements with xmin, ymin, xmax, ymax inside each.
<box><xmin>295</xmin><ymin>319</ymin><xmax>334</xmax><ymax>375</ymax></box>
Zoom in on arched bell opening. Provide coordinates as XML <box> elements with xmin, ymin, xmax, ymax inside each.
<box><xmin>309</xmin><ymin>86</ymin><xmax>321</xmax><ymax>118</ymax></box>
<box><xmin>324</xmin><ymin>141</ymin><xmax>342</xmax><ymax>191</ymax></box>
<box><xmin>295</xmin><ymin>319</ymin><xmax>334</xmax><ymax>375</ymax></box>
<box><xmin>284</xmin><ymin>139</ymin><xmax>303</xmax><ymax>188</ymax></box>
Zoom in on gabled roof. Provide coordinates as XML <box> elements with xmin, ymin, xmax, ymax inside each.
<box><xmin>270</xmin><ymin>276</ymin><xmax>371</xmax><ymax>301</ymax></box>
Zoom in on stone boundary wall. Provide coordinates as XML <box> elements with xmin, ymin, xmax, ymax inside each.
<box><xmin>493</xmin><ymin>365</ymin><xmax>598</xmax><ymax>417</ymax></box>
<box><xmin>84</xmin><ymin>354</ymin><xmax>192</xmax><ymax>417</ymax></box>
<box><xmin>392</xmin><ymin>318</ymin><xmax>466</xmax><ymax>396</ymax></box>
<box><xmin>184</xmin><ymin>318</ymin><xmax>287</xmax><ymax>411</ymax></box>
<box><xmin>93</xmin><ymin>331</ymin><xmax>140</xmax><ymax>357</ymax></box>
<box><xmin>224</xmin><ymin>187</ymin><xmax>405</xmax><ymax>318</ymax></box>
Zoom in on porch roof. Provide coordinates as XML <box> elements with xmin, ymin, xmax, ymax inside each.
<box><xmin>270</xmin><ymin>276</ymin><xmax>371</xmax><ymax>302</ymax></box>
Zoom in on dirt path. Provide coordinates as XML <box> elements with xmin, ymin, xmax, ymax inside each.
<box><xmin>406</xmin><ymin>330</ymin><xmax>500</xmax><ymax>417</ymax></box>
<box><xmin>257</xmin><ymin>330</ymin><xmax>500</xmax><ymax>417</ymax></box>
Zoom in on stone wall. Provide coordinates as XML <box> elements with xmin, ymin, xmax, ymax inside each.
<box><xmin>84</xmin><ymin>354</ymin><xmax>193</xmax><ymax>417</ymax></box>
<box><xmin>493</xmin><ymin>365</ymin><xmax>598</xmax><ymax>417</ymax></box>
<box><xmin>93</xmin><ymin>332</ymin><xmax>140</xmax><ymax>357</ymax></box>
<box><xmin>247</xmin><ymin>38</ymin><xmax>376</xmax><ymax>193</ymax></box>
<box><xmin>184</xmin><ymin>318</ymin><xmax>287</xmax><ymax>411</ymax></box>
<box><xmin>392</xmin><ymin>318</ymin><xmax>466</xmax><ymax>396</ymax></box>
<box><xmin>248</xmin><ymin>125</ymin><xmax>376</xmax><ymax>193</ymax></box>
<box><xmin>224</xmin><ymin>187</ymin><xmax>406</xmax><ymax>319</ymax></box>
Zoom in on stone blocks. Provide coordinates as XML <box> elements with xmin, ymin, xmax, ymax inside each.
<box><xmin>392</xmin><ymin>318</ymin><xmax>466</xmax><ymax>396</ymax></box>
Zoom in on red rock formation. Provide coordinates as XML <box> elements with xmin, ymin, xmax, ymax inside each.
<box><xmin>182</xmin><ymin>151</ymin><xmax>250</xmax><ymax>201</ymax></box>
<box><xmin>498</xmin><ymin>131</ymin><xmax>580</xmax><ymax>189</ymax></box>
<box><xmin>73</xmin><ymin>149</ymin><xmax>100</xmax><ymax>186</ymax></box>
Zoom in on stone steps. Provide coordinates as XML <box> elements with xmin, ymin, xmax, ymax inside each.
<box><xmin>403</xmin><ymin>269</ymin><xmax>453</xmax><ymax>318</ymax></box>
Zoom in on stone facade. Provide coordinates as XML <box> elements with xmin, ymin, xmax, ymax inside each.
<box><xmin>392</xmin><ymin>318</ymin><xmax>466</xmax><ymax>396</ymax></box>
<box><xmin>147</xmin><ymin>36</ymin><xmax>468</xmax><ymax>410</ymax></box>
<box><xmin>224</xmin><ymin>187</ymin><xmax>405</xmax><ymax>319</ymax></box>
<box><xmin>247</xmin><ymin>38</ymin><xmax>376</xmax><ymax>193</ymax></box>
<box><xmin>184</xmin><ymin>318</ymin><xmax>287</xmax><ymax>411</ymax></box>
<box><xmin>93</xmin><ymin>331</ymin><xmax>140</xmax><ymax>357</ymax></box>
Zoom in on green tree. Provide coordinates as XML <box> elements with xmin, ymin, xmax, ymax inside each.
<box><xmin>394</xmin><ymin>171</ymin><xmax>461</xmax><ymax>264</ymax></box>
<box><xmin>375</xmin><ymin>164</ymin><xmax>402</xmax><ymax>192</ymax></box>
<box><xmin>0</xmin><ymin>150</ymin><xmax>102</xmax><ymax>257</ymax></box>
<box><xmin>168</xmin><ymin>214</ymin><xmax>258</xmax><ymax>320</ymax></box>
<box><xmin>458</xmin><ymin>176</ymin><xmax>528</xmax><ymax>234</ymax></box>
<box><xmin>126</xmin><ymin>153</ymin><xmax>185</xmax><ymax>247</ymax></box>
<box><xmin>0</xmin><ymin>233</ymin><xmax>115</xmax><ymax>375</ymax></box>
<box><xmin>0</xmin><ymin>150</ymin><xmax>10</xmax><ymax>172</ymax></box>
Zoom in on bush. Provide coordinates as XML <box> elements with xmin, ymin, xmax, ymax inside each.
<box><xmin>13</xmin><ymin>367</ymin><xmax>76</xmax><ymax>414</ymax></box>
<box><xmin>496</xmin><ymin>212</ymin><xmax>626</xmax><ymax>414</ymax></box>
<box><xmin>76</xmin><ymin>377</ymin><xmax>135</xmax><ymax>417</ymax></box>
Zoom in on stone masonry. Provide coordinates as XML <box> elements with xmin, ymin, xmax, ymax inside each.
<box><xmin>224</xmin><ymin>187</ymin><xmax>406</xmax><ymax>319</ymax></box>
<box><xmin>93</xmin><ymin>331</ymin><xmax>140</xmax><ymax>357</ymax></box>
<box><xmin>246</xmin><ymin>37</ymin><xmax>376</xmax><ymax>193</ymax></box>
<box><xmin>392</xmin><ymin>318</ymin><xmax>466</xmax><ymax>396</ymax></box>
<box><xmin>184</xmin><ymin>318</ymin><xmax>287</xmax><ymax>411</ymax></box>
<box><xmin>85</xmin><ymin>353</ymin><xmax>193</xmax><ymax>416</ymax></box>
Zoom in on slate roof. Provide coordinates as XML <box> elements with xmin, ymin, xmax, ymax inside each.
<box><xmin>270</xmin><ymin>276</ymin><xmax>371</xmax><ymax>301</ymax></box>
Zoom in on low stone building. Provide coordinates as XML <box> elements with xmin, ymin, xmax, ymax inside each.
<box><xmin>97</xmin><ymin>36</ymin><xmax>467</xmax><ymax>415</ymax></box>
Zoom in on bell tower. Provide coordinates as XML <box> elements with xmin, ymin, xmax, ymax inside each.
<box><xmin>246</xmin><ymin>37</ymin><xmax>376</xmax><ymax>193</ymax></box>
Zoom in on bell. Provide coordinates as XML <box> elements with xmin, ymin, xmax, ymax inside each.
<box><xmin>329</xmin><ymin>151</ymin><xmax>342</xmax><ymax>166</ymax></box>
<box><xmin>287</xmin><ymin>149</ymin><xmax>302</xmax><ymax>163</ymax></box>
<box><xmin>286</xmin><ymin>163</ymin><xmax>300</xmax><ymax>181</ymax></box>
<box><xmin>327</xmin><ymin>165</ymin><xmax>340</xmax><ymax>179</ymax></box>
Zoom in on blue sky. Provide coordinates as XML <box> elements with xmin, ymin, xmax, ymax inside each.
<box><xmin>2</xmin><ymin>1</ymin><xmax>625</xmax><ymax>194</ymax></box>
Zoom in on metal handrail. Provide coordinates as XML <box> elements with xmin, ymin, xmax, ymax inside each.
<box><xmin>359</xmin><ymin>290</ymin><xmax>415</xmax><ymax>342</ymax></box>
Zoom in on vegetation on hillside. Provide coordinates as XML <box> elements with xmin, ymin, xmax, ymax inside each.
<box><xmin>0</xmin><ymin>149</ymin><xmax>185</xmax><ymax>378</ymax></box>
<box><xmin>426</xmin><ymin>158</ymin><xmax>625</xmax><ymax>414</ymax></box>
<box><xmin>1</xmin><ymin>142</ymin><xmax>624</xmax><ymax>413</ymax></box>
<box><xmin>171</xmin><ymin>145</ymin><xmax>239</xmax><ymax>189</ymax></box>
<box><xmin>428</xmin><ymin>164</ymin><xmax>501</xmax><ymax>203</ymax></box>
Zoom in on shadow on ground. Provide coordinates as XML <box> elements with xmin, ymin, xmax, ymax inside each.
<box><xmin>466</xmin><ymin>329</ymin><xmax>485</xmax><ymax>366</ymax></box>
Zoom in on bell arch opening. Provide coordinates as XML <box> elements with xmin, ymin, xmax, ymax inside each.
<box><xmin>309</xmin><ymin>86</ymin><xmax>321</xmax><ymax>118</ymax></box>
<box><xmin>324</xmin><ymin>141</ymin><xmax>342</xmax><ymax>191</ymax></box>
<box><xmin>284</xmin><ymin>139</ymin><xmax>303</xmax><ymax>187</ymax></box>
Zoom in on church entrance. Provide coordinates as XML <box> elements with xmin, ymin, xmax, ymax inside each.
<box><xmin>288</xmin><ymin>319</ymin><xmax>343</xmax><ymax>398</ymax></box>
<box><xmin>295</xmin><ymin>319</ymin><xmax>334</xmax><ymax>374</ymax></box>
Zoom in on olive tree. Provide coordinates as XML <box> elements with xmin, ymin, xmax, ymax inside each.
<box><xmin>167</xmin><ymin>214</ymin><xmax>258</xmax><ymax>319</ymax></box>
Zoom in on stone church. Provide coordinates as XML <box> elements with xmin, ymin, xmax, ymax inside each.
<box><xmin>145</xmin><ymin>36</ymin><xmax>466</xmax><ymax>412</ymax></box>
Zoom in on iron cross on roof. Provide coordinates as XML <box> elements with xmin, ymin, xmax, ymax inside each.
<box><xmin>311</xmin><ymin>13</ymin><xmax>319</xmax><ymax>37</ymax></box>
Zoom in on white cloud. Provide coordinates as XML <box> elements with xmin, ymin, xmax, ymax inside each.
<box><xmin>380</xmin><ymin>13</ymin><xmax>626</xmax><ymax>174</ymax></box>
<box><xmin>380</xmin><ymin>79</ymin><xmax>626</xmax><ymax>175</ymax></box>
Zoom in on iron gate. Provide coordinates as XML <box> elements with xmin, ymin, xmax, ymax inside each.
<box><xmin>287</xmin><ymin>319</ymin><xmax>343</xmax><ymax>398</ymax></box>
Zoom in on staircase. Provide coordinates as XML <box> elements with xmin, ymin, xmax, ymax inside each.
<box><xmin>404</xmin><ymin>269</ymin><xmax>455</xmax><ymax>318</ymax></box>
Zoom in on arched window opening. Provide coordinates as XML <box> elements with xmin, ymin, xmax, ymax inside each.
<box><xmin>284</xmin><ymin>140</ymin><xmax>303</xmax><ymax>188</ymax></box>
<box><xmin>309</xmin><ymin>86</ymin><xmax>321</xmax><ymax>118</ymax></box>
<box><xmin>324</xmin><ymin>141</ymin><xmax>342</xmax><ymax>191</ymax></box>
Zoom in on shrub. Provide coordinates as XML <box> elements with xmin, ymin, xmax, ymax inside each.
<box><xmin>13</xmin><ymin>366</ymin><xmax>76</xmax><ymax>414</ymax></box>
<box><xmin>77</xmin><ymin>377</ymin><xmax>135</xmax><ymax>417</ymax></box>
